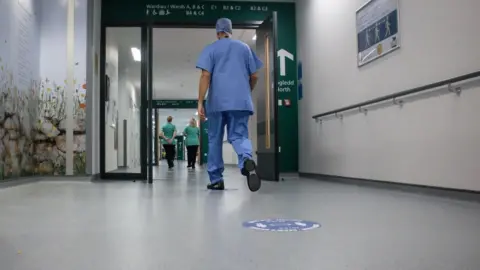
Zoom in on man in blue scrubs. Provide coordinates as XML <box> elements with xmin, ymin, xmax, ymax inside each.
<box><xmin>196</xmin><ymin>18</ymin><xmax>263</xmax><ymax>192</ymax></box>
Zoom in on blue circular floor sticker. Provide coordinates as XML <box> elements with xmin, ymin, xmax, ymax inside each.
<box><xmin>242</xmin><ymin>219</ymin><xmax>320</xmax><ymax>232</ymax></box>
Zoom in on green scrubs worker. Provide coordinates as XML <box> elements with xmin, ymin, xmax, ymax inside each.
<box><xmin>160</xmin><ymin>116</ymin><xmax>177</xmax><ymax>169</ymax></box>
<box><xmin>184</xmin><ymin>118</ymin><xmax>200</xmax><ymax>169</ymax></box>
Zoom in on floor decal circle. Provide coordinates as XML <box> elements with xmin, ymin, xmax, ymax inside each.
<box><xmin>242</xmin><ymin>219</ymin><xmax>320</xmax><ymax>232</ymax></box>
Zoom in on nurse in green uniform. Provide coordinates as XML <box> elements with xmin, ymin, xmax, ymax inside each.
<box><xmin>160</xmin><ymin>116</ymin><xmax>177</xmax><ymax>169</ymax></box>
<box><xmin>184</xmin><ymin>118</ymin><xmax>200</xmax><ymax>169</ymax></box>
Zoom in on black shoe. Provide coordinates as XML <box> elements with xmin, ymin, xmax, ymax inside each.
<box><xmin>187</xmin><ymin>164</ymin><xmax>192</xmax><ymax>168</ymax></box>
<box><xmin>207</xmin><ymin>181</ymin><xmax>225</xmax><ymax>190</ymax></box>
<box><xmin>242</xmin><ymin>159</ymin><xmax>261</xmax><ymax>192</ymax></box>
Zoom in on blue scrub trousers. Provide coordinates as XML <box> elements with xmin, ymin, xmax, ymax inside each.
<box><xmin>207</xmin><ymin>110</ymin><xmax>253</xmax><ymax>183</ymax></box>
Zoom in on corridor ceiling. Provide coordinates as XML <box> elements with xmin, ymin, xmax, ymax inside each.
<box><xmin>107</xmin><ymin>27</ymin><xmax>256</xmax><ymax>100</ymax></box>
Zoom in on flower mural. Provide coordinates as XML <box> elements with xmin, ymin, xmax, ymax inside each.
<box><xmin>0</xmin><ymin>56</ymin><xmax>87</xmax><ymax>180</ymax></box>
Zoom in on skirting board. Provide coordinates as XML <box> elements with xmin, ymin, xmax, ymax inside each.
<box><xmin>299</xmin><ymin>173</ymin><xmax>480</xmax><ymax>203</ymax></box>
<box><xmin>0</xmin><ymin>175</ymin><xmax>92</xmax><ymax>189</ymax></box>
<box><xmin>0</xmin><ymin>177</ymin><xmax>42</xmax><ymax>189</ymax></box>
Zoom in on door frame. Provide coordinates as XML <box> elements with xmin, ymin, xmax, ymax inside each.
<box><xmin>99</xmin><ymin>21</ymin><xmax>279</xmax><ymax>182</ymax></box>
<box><xmin>254</xmin><ymin>12</ymin><xmax>280</xmax><ymax>181</ymax></box>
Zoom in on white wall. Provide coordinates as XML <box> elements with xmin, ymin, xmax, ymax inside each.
<box><xmin>104</xmin><ymin>43</ymin><xmax>118</xmax><ymax>172</ymax></box>
<box><xmin>297</xmin><ymin>0</ymin><xmax>480</xmax><ymax>191</ymax></box>
<box><xmin>0</xmin><ymin>0</ymin><xmax>40</xmax><ymax>87</ymax></box>
<box><xmin>117</xmin><ymin>73</ymin><xmax>127</xmax><ymax>167</ymax></box>
<box><xmin>117</xmin><ymin>68</ymin><xmax>139</xmax><ymax>168</ymax></box>
<box><xmin>39</xmin><ymin>0</ymin><xmax>86</xmax><ymax>84</ymax></box>
<box><xmin>129</xmin><ymin>104</ymin><xmax>140</xmax><ymax>168</ymax></box>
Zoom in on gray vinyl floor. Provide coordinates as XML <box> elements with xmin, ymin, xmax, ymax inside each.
<box><xmin>1</xmin><ymin>161</ymin><xmax>479</xmax><ymax>270</ymax></box>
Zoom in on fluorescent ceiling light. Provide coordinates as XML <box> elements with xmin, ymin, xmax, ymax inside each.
<box><xmin>252</xmin><ymin>34</ymin><xmax>256</xmax><ymax>40</ymax></box>
<box><xmin>131</xmin><ymin>47</ymin><xmax>141</xmax><ymax>62</ymax></box>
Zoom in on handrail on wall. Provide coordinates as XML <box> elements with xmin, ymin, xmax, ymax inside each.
<box><xmin>312</xmin><ymin>71</ymin><xmax>480</xmax><ymax>120</ymax></box>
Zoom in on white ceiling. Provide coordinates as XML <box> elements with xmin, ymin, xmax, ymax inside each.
<box><xmin>107</xmin><ymin>27</ymin><xmax>256</xmax><ymax>100</ymax></box>
<box><xmin>156</xmin><ymin>108</ymin><xmax>198</xmax><ymax>132</ymax></box>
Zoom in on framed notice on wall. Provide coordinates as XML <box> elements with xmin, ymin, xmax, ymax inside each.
<box><xmin>356</xmin><ymin>0</ymin><xmax>400</xmax><ymax>66</ymax></box>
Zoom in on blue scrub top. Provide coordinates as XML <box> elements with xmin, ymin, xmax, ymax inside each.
<box><xmin>196</xmin><ymin>38</ymin><xmax>263</xmax><ymax>114</ymax></box>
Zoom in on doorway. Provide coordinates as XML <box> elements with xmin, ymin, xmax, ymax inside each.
<box><xmin>154</xmin><ymin>108</ymin><xmax>199</xmax><ymax>177</ymax></box>
<box><xmin>100</xmin><ymin>13</ymin><xmax>283</xmax><ymax>182</ymax></box>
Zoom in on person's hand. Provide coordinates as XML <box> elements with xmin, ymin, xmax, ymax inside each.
<box><xmin>167</xmin><ymin>139</ymin><xmax>172</xmax><ymax>144</ymax></box>
<box><xmin>198</xmin><ymin>103</ymin><xmax>205</xmax><ymax>121</ymax></box>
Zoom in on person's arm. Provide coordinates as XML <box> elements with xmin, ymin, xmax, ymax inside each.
<box><xmin>159</xmin><ymin>129</ymin><xmax>167</xmax><ymax>140</ymax></box>
<box><xmin>247</xmin><ymin>47</ymin><xmax>263</xmax><ymax>91</ymax></box>
<box><xmin>162</xmin><ymin>133</ymin><xmax>171</xmax><ymax>144</ymax></box>
<box><xmin>198</xmin><ymin>70</ymin><xmax>210</xmax><ymax>104</ymax></box>
<box><xmin>196</xmin><ymin>46</ymin><xmax>214</xmax><ymax>119</ymax></box>
<box><xmin>172</xmin><ymin>127</ymin><xmax>177</xmax><ymax>139</ymax></box>
<box><xmin>249</xmin><ymin>72</ymin><xmax>259</xmax><ymax>91</ymax></box>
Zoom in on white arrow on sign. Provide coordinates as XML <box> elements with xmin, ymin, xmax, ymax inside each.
<box><xmin>277</xmin><ymin>49</ymin><xmax>294</xmax><ymax>76</ymax></box>
<box><xmin>256</xmin><ymin>223</ymin><xmax>267</xmax><ymax>228</ymax></box>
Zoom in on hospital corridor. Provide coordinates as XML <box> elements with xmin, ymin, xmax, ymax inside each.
<box><xmin>1</xmin><ymin>0</ymin><xmax>480</xmax><ymax>269</ymax></box>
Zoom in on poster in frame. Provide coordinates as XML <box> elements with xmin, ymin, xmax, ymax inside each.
<box><xmin>356</xmin><ymin>0</ymin><xmax>400</xmax><ymax>66</ymax></box>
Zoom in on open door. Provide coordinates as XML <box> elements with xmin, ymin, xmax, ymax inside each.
<box><xmin>255</xmin><ymin>12</ymin><xmax>279</xmax><ymax>181</ymax></box>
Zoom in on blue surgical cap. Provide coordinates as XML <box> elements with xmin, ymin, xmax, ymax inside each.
<box><xmin>216</xmin><ymin>18</ymin><xmax>232</xmax><ymax>34</ymax></box>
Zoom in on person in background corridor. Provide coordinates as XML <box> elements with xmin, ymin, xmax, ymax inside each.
<box><xmin>160</xmin><ymin>116</ymin><xmax>177</xmax><ymax>169</ymax></box>
<box><xmin>184</xmin><ymin>118</ymin><xmax>200</xmax><ymax>169</ymax></box>
<box><xmin>196</xmin><ymin>18</ymin><xmax>263</xmax><ymax>192</ymax></box>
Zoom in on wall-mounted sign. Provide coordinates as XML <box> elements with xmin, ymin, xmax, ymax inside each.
<box><xmin>124</xmin><ymin>2</ymin><xmax>271</xmax><ymax>23</ymax></box>
<box><xmin>356</xmin><ymin>0</ymin><xmax>400</xmax><ymax>66</ymax></box>
<box><xmin>277</xmin><ymin>49</ymin><xmax>294</xmax><ymax>76</ymax></box>
<box><xmin>153</xmin><ymin>99</ymin><xmax>197</xmax><ymax>108</ymax></box>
